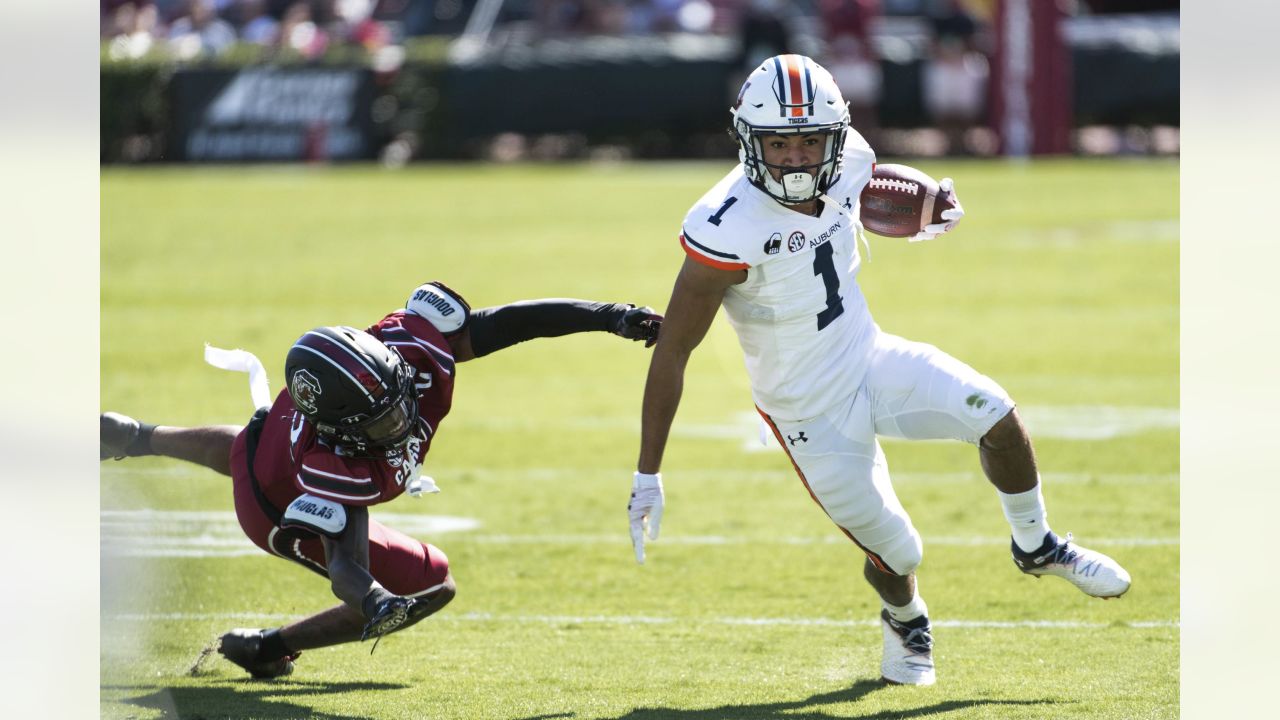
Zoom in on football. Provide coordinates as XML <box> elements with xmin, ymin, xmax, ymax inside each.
<box><xmin>859</xmin><ymin>164</ymin><xmax>957</xmax><ymax>238</ymax></box>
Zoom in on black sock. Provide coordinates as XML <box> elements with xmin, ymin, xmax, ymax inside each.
<box><xmin>126</xmin><ymin>423</ymin><xmax>156</xmax><ymax>457</ymax></box>
<box><xmin>257</xmin><ymin>628</ymin><xmax>293</xmax><ymax>661</ymax></box>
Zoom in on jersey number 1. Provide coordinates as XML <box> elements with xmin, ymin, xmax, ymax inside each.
<box><xmin>707</xmin><ymin>197</ymin><xmax>738</xmax><ymax>226</ymax></box>
<box><xmin>812</xmin><ymin>242</ymin><xmax>844</xmax><ymax>331</ymax></box>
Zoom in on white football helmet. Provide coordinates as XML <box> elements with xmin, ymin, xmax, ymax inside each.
<box><xmin>731</xmin><ymin>55</ymin><xmax>850</xmax><ymax>205</ymax></box>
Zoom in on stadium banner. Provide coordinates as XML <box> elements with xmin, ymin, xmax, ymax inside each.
<box><xmin>167</xmin><ymin>67</ymin><xmax>377</xmax><ymax>162</ymax></box>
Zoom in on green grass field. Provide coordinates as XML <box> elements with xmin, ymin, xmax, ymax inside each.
<box><xmin>101</xmin><ymin>158</ymin><xmax>1178</xmax><ymax>719</ymax></box>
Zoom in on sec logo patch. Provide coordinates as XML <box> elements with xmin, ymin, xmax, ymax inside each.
<box><xmin>788</xmin><ymin>231</ymin><xmax>806</xmax><ymax>253</ymax></box>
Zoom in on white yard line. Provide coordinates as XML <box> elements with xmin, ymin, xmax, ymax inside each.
<box><xmin>102</xmin><ymin>536</ymin><xmax>1177</xmax><ymax>557</ymax></box>
<box><xmin>101</xmin><ymin>466</ymin><xmax>1179</xmax><ymax>485</ymax></box>
<box><xmin>104</xmin><ymin>611</ymin><xmax>1178</xmax><ymax>630</ymax></box>
<box><xmin>442</xmin><ymin>534</ymin><xmax>1179</xmax><ymax>547</ymax></box>
<box><xmin>565</xmin><ymin>406</ymin><xmax>1179</xmax><ymax>446</ymax></box>
<box><xmin>1004</xmin><ymin>219</ymin><xmax>1179</xmax><ymax>247</ymax></box>
<box><xmin>98</xmin><ymin>405</ymin><xmax>1180</xmax><ymax>481</ymax></box>
<box><xmin>100</xmin><ymin>508</ymin><xmax>1178</xmax><ymax>557</ymax></box>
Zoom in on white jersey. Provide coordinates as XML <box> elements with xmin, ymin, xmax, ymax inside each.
<box><xmin>679</xmin><ymin>132</ymin><xmax>878</xmax><ymax>421</ymax></box>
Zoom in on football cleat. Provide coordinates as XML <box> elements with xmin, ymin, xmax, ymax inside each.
<box><xmin>217</xmin><ymin>629</ymin><xmax>300</xmax><ymax>679</ymax></box>
<box><xmin>880</xmin><ymin>610</ymin><xmax>936</xmax><ymax>686</ymax></box>
<box><xmin>1013</xmin><ymin>532</ymin><xmax>1132</xmax><ymax>599</ymax></box>
<box><xmin>100</xmin><ymin>412</ymin><xmax>141</xmax><ymax>460</ymax></box>
<box><xmin>361</xmin><ymin>596</ymin><xmax>415</xmax><ymax>649</ymax></box>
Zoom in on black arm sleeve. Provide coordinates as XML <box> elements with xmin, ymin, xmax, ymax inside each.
<box><xmin>467</xmin><ymin>299</ymin><xmax>628</xmax><ymax>358</ymax></box>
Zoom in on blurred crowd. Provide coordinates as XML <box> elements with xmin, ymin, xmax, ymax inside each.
<box><xmin>99</xmin><ymin>0</ymin><xmax>740</xmax><ymax>60</ymax></box>
<box><xmin>102</xmin><ymin>0</ymin><xmax>1178</xmax><ymax>157</ymax></box>
<box><xmin>102</xmin><ymin>0</ymin><xmax>1176</xmax><ymax>52</ymax></box>
<box><xmin>101</xmin><ymin>1</ymin><xmax>1003</xmax><ymax>59</ymax></box>
<box><xmin>737</xmin><ymin>0</ymin><xmax>995</xmax><ymax>155</ymax></box>
<box><xmin>100</xmin><ymin>1</ymin><xmax>996</xmax><ymax>80</ymax></box>
<box><xmin>101</xmin><ymin>1</ymin><xmax>401</xmax><ymax>60</ymax></box>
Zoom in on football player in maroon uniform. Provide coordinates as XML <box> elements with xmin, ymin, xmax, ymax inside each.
<box><xmin>101</xmin><ymin>282</ymin><xmax>661</xmax><ymax>678</ymax></box>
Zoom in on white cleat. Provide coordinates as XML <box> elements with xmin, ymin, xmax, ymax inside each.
<box><xmin>880</xmin><ymin>610</ymin><xmax>936</xmax><ymax>686</ymax></box>
<box><xmin>1013</xmin><ymin>532</ymin><xmax>1132</xmax><ymax>599</ymax></box>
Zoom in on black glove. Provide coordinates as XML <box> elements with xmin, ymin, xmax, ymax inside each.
<box><xmin>612</xmin><ymin>305</ymin><xmax>663</xmax><ymax>348</ymax></box>
<box><xmin>360</xmin><ymin>589</ymin><xmax>416</xmax><ymax>645</ymax></box>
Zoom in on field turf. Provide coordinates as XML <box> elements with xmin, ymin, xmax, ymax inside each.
<box><xmin>101</xmin><ymin>158</ymin><xmax>1178</xmax><ymax>719</ymax></box>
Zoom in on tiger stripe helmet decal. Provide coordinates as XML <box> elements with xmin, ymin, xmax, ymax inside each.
<box><xmin>773</xmin><ymin>54</ymin><xmax>815</xmax><ymax>118</ymax></box>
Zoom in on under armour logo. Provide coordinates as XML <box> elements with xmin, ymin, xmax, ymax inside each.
<box><xmin>787</xmin><ymin>432</ymin><xmax>808</xmax><ymax>446</ymax></box>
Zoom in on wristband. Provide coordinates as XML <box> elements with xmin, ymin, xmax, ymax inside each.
<box><xmin>633</xmin><ymin>471</ymin><xmax>662</xmax><ymax>489</ymax></box>
<box><xmin>361</xmin><ymin>585</ymin><xmax>397</xmax><ymax>619</ymax></box>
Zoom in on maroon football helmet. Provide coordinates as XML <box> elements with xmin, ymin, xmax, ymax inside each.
<box><xmin>284</xmin><ymin>326</ymin><xmax>419</xmax><ymax>457</ymax></box>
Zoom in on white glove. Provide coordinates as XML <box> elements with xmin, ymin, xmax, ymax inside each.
<box><xmin>909</xmin><ymin>177</ymin><xmax>965</xmax><ymax>242</ymax></box>
<box><xmin>628</xmin><ymin>472</ymin><xmax>664</xmax><ymax>564</ymax></box>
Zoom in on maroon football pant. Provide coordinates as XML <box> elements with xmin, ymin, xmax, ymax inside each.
<box><xmin>229</xmin><ymin>432</ymin><xmax>451</xmax><ymax>597</ymax></box>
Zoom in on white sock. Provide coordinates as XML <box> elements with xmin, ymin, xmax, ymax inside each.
<box><xmin>884</xmin><ymin>591</ymin><xmax>928</xmax><ymax>623</ymax></box>
<box><xmin>1000</xmin><ymin>481</ymin><xmax>1053</xmax><ymax>552</ymax></box>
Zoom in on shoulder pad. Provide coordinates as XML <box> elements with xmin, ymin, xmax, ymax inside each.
<box><xmin>680</xmin><ymin>174</ymin><xmax>758</xmax><ymax>270</ymax></box>
<box><xmin>281</xmin><ymin>493</ymin><xmax>348</xmax><ymax>537</ymax></box>
<box><xmin>831</xmin><ymin>132</ymin><xmax>876</xmax><ymax>196</ymax></box>
<box><xmin>844</xmin><ymin>127</ymin><xmax>875</xmax><ymax>158</ymax></box>
<box><xmin>406</xmin><ymin>282</ymin><xmax>471</xmax><ymax>335</ymax></box>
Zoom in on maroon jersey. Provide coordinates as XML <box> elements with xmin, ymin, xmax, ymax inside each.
<box><xmin>251</xmin><ymin>310</ymin><xmax>456</xmax><ymax>512</ymax></box>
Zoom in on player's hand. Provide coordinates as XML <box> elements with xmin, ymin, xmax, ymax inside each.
<box><xmin>361</xmin><ymin>594</ymin><xmax>416</xmax><ymax>642</ymax></box>
<box><xmin>612</xmin><ymin>305</ymin><xmax>663</xmax><ymax>348</ymax></box>
<box><xmin>909</xmin><ymin>178</ymin><xmax>964</xmax><ymax>242</ymax></box>
<box><xmin>628</xmin><ymin>472</ymin><xmax>664</xmax><ymax>564</ymax></box>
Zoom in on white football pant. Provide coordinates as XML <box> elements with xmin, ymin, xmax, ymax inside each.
<box><xmin>760</xmin><ymin>331</ymin><xmax>1014</xmax><ymax>575</ymax></box>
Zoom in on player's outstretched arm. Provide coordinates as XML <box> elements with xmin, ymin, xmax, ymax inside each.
<box><xmin>321</xmin><ymin>505</ymin><xmax>415</xmax><ymax>641</ymax></box>
<box><xmin>322</xmin><ymin>504</ymin><xmax>374</xmax><ymax>609</ymax></box>
<box><xmin>631</xmin><ymin>257</ymin><xmax>743</xmax><ymax>563</ymax></box>
<box><xmin>447</xmin><ymin>299</ymin><xmax>662</xmax><ymax>362</ymax></box>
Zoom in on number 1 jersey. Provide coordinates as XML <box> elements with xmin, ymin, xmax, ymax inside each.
<box><xmin>678</xmin><ymin>132</ymin><xmax>878</xmax><ymax>422</ymax></box>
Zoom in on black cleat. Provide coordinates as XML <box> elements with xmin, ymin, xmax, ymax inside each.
<box><xmin>217</xmin><ymin>629</ymin><xmax>299</xmax><ymax>679</ymax></box>
<box><xmin>100</xmin><ymin>412</ymin><xmax>141</xmax><ymax>460</ymax></box>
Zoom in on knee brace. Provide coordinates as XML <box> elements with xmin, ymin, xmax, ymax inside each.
<box><xmin>872</xmin><ymin>526</ymin><xmax>924</xmax><ymax>577</ymax></box>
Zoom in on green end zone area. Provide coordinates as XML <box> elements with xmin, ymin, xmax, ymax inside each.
<box><xmin>102</xmin><ymin>158</ymin><xmax>1177</xmax><ymax>719</ymax></box>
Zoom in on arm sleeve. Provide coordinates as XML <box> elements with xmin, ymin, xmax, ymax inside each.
<box><xmin>467</xmin><ymin>299</ymin><xmax>629</xmax><ymax>358</ymax></box>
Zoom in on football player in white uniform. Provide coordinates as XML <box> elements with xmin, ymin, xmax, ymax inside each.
<box><xmin>627</xmin><ymin>54</ymin><xmax>1131</xmax><ymax>686</ymax></box>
